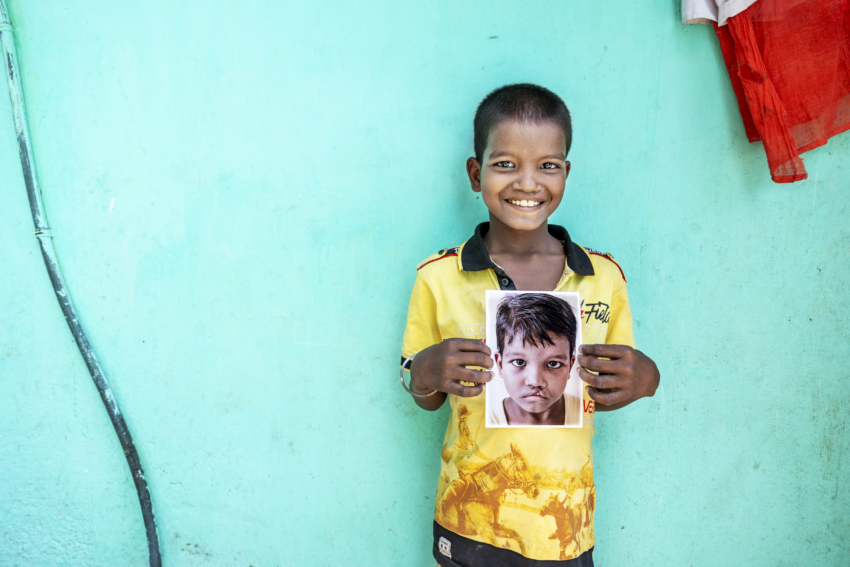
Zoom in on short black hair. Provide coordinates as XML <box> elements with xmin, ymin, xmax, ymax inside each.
<box><xmin>495</xmin><ymin>293</ymin><xmax>578</xmax><ymax>358</ymax></box>
<box><xmin>473</xmin><ymin>84</ymin><xmax>573</xmax><ymax>162</ymax></box>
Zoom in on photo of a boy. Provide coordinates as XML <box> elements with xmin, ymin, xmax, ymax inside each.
<box><xmin>487</xmin><ymin>292</ymin><xmax>582</xmax><ymax>427</ymax></box>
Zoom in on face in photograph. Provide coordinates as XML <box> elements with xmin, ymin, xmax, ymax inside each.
<box><xmin>495</xmin><ymin>333</ymin><xmax>574</xmax><ymax>417</ymax></box>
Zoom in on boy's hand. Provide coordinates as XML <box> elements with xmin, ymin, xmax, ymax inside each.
<box><xmin>576</xmin><ymin>344</ymin><xmax>659</xmax><ymax>410</ymax></box>
<box><xmin>410</xmin><ymin>339</ymin><xmax>493</xmax><ymax>397</ymax></box>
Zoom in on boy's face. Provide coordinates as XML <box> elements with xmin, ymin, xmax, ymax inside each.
<box><xmin>494</xmin><ymin>333</ymin><xmax>574</xmax><ymax>414</ymax></box>
<box><xmin>467</xmin><ymin>120</ymin><xmax>570</xmax><ymax>232</ymax></box>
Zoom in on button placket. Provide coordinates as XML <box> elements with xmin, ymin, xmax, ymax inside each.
<box><xmin>493</xmin><ymin>267</ymin><xmax>515</xmax><ymax>290</ymax></box>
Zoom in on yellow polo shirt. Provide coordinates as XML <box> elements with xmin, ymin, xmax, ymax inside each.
<box><xmin>402</xmin><ymin>222</ymin><xmax>635</xmax><ymax>562</ymax></box>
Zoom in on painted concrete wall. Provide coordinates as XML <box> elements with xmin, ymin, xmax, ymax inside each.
<box><xmin>1</xmin><ymin>0</ymin><xmax>847</xmax><ymax>565</ymax></box>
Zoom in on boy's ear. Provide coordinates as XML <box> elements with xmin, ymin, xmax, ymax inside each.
<box><xmin>494</xmin><ymin>352</ymin><xmax>502</xmax><ymax>369</ymax></box>
<box><xmin>466</xmin><ymin>157</ymin><xmax>482</xmax><ymax>192</ymax></box>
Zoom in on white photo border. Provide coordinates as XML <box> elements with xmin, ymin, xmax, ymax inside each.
<box><xmin>484</xmin><ymin>290</ymin><xmax>584</xmax><ymax>429</ymax></box>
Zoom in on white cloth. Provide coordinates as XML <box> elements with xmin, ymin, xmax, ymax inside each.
<box><xmin>682</xmin><ymin>0</ymin><xmax>758</xmax><ymax>26</ymax></box>
<box><xmin>487</xmin><ymin>394</ymin><xmax>582</xmax><ymax>427</ymax></box>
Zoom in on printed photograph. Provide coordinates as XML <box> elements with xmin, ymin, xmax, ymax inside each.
<box><xmin>485</xmin><ymin>291</ymin><xmax>584</xmax><ymax>428</ymax></box>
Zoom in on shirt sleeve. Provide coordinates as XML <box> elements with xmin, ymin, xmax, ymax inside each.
<box><xmin>605</xmin><ymin>277</ymin><xmax>636</xmax><ymax>349</ymax></box>
<box><xmin>682</xmin><ymin>0</ymin><xmax>758</xmax><ymax>26</ymax></box>
<box><xmin>401</xmin><ymin>272</ymin><xmax>443</xmax><ymax>363</ymax></box>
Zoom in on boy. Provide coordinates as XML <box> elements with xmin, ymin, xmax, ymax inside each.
<box><xmin>401</xmin><ymin>84</ymin><xmax>660</xmax><ymax>566</ymax></box>
<box><xmin>489</xmin><ymin>293</ymin><xmax>581</xmax><ymax>427</ymax></box>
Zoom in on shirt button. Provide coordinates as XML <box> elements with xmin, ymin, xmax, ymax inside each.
<box><xmin>501</xmin><ymin>278</ymin><xmax>510</xmax><ymax>286</ymax></box>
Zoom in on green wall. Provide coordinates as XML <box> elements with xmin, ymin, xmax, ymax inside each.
<box><xmin>1</xmin><ymin>0</ymin><xmax>847</xmax><ymax>565</ymax></box>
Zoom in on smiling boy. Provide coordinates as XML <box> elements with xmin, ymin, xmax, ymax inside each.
<box><xmin>489</xmin><ymin>293</ymin><xmax>581</xmax><ymax>427</ymax></box>
<box><xmin>401</xmin><ymin>84</ymin><xmax>660</xmax><ymax>566</ymax></box>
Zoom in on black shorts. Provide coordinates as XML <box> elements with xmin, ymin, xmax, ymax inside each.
<box><xmin>433</xmin><ymin>521</ymin><xmax>594</xmax><ymax>567</ymax></box>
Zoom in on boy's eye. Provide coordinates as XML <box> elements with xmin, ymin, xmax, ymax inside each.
<box><xmin>494</xmin><ymin>161</ymin><xmax>514</xmax><ymax>168</ymax></box>
<box><xmin>509</xmin><ymin>359</ymin><xmax>526</xmax><ymax>368</ymax></box>
<box><xmin>540</xmin><ymin>162</ymin><xmax>560</xmax><ymax>170</ymax></box>
<box><xmin>546</xmin><ymin>361</ymin><xmax>563</xmax><ymax>369</ymax></box>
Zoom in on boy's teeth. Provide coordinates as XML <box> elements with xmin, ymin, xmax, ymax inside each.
<box><xmin>509</xmin><ymin>199</ymin><xmax>540</xmax><ymax>207</ymax></box>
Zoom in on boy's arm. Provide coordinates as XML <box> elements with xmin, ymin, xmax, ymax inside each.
<box><xmin>401</xmin><ymin>274</ymin><xmax>492</xmax><ymax>411</ymax></box>
<box><xmin>577</xmin><ymin>274</ymin><xmax>660</xmax><ymax>410</ymax></box>
<box><xmin>408</xmin><ymin>383</ymin><xmax>448</xmax><ymax>411</ymax></box>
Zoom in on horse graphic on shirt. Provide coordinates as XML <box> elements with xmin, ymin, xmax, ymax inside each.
<box><xmin>441</xmin><ymin>404</ymin><xmax>475</xmax><ymax>465</ymax></box>
<box><xmin>439</xmin><ymin>442</ymin><xmax>540</xmax><ymax>555</ymax></box>
<box><xmin>539</xmin><ymin>491</ymin><xmax>583</xmax><ymax>560</ymax></box>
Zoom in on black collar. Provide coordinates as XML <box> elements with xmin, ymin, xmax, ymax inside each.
<box><xmin>460</xmin><ymin>222</ymin><xmax>595</xmax><ymax>276</ymax></box>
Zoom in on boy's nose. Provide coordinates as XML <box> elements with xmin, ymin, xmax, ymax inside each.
<box><xmin>524</xmin><ymin>367</ymin><xmax>545</xmax><ymax>387</ymax></box>
<box><xmin>513</xmin><ymin>168</ymin><xmax>539</xmax><ymax>191</ymax></box>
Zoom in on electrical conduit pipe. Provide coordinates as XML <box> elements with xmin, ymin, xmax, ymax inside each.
<box><xmin>0</xmin><ymin>2</ymin><xmax>162</xmax><ymax>565</ymax></box>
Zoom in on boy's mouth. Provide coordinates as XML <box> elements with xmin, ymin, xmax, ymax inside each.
<box><xmin>506</xmin><ymin>199</ymin><xmax>543</xmax><ymax>209</ymax></box>
<box><xmin>523</xmin><ymin>391</ymin><xmax>548</xmax><ymax>399</ymax></box>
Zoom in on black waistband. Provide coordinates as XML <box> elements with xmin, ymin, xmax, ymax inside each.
<box><xmin>433</xmin><ymin>520</ymin><xmax>594</xmax><ymax>567</ymax></box>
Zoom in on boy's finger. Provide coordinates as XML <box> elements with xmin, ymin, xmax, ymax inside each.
<box><xmin>458</xmin><ymin>368</ymin><xmax>493</xmax><ymax>385</ymax></box>
<box><xmin>585</xmin><ymin>386</ymin><xmax>627</xmax><ymax>406</ymax></box>
<box><xmin>579</xmin><ymin>344</ymin><xmax>628</xmax><ymax>359</ymax></box>
<box><xmin>457</xmin><ymin>351</ymin><xmax>494</xmax><ymax>369</ymax></box>
<box><xmin>451</xmin><ymin>382</ymin><xmax>485</xmax><ymax>398</ymax></box>
<box><xmin>576</xmin><ymin>355</ymin><xmax>619</xmax><ymax>375</ymax></box>
<box><xmin>451</xmin><ymin>338</ymin><xmax>491</xmax><ymax>355</ymax></box>
<box><xmin>577</xmin><ymin>367</ymin><xmax>624</xmax><ymax>390</ymax></box>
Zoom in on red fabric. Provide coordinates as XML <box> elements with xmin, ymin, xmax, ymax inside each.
<box><xmin>715</xmin><ymin>1</ymin><xmax>850</xmax><ymax>183</ymax></box>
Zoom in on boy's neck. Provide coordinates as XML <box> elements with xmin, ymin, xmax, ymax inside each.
<box><xmin>504</xmin><ymin>394</ymin><xmax>566</xmax><ymax>426</ymax></box>
<box><xmin>482</xmin><ymin>214</ymin><xmax>562</xmax><ymax>257</ymax></box>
